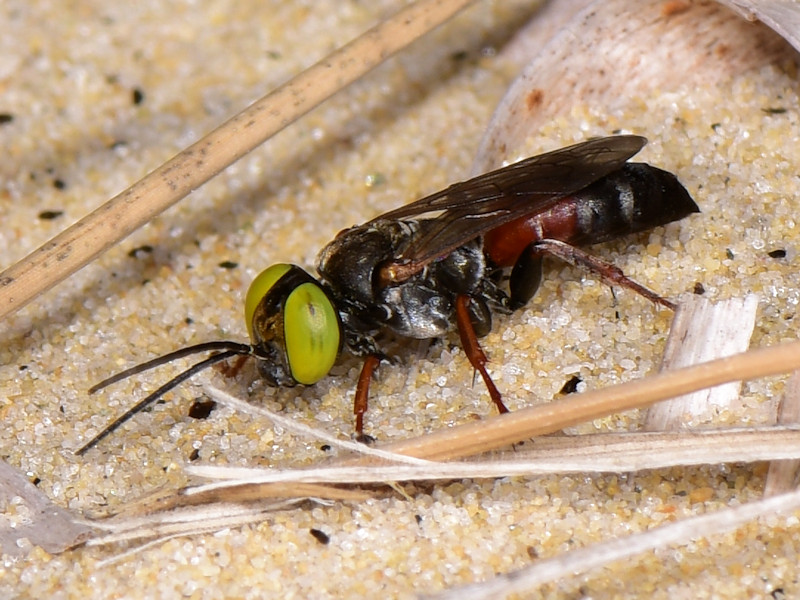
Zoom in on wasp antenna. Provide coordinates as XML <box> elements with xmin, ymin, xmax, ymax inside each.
<box><xmin>88</xmin><ymin>340</ymin><xmax>252</xmax><ymax>393</ymax></box>
<box><xmin>76</xmin><ymin>347</ymin><xmax>251</xmax><ymax>455</ymax></box>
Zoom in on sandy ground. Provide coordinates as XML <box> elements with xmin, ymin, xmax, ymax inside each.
<box><xmin>2</xmin><ymin>1</ymin><xmax>800</xmax><ymax>598</ymax></box>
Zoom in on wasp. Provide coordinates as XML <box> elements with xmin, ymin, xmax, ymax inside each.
<box><xmin>76</xmin><ymin>135</ymin><xmax>698</xmax><ymax>454</ymax></box>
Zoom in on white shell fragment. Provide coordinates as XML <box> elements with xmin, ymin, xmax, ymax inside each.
<box><xmin>719</xmin><ymin>0</ymin><xmax>800</xmax><ymax>53</ymax></box>
<box><xmin>474</xmin><ymin>0</ymin><xmax>799</xmax><ymax>171</ymax></box>
<box><xmin>644</xmin><ymin>294</ymin><xmax>759</xmax><ymax>431</ymax></box>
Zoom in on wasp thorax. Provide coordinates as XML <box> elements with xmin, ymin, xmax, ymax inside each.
<box><xmin>245</xmin><ymin>264</ymin><xmax>342</xmax><ymax>386</ymax></box>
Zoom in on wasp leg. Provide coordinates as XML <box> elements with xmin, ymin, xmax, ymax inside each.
<box><xmin>532</xmin><ymin>238</ymin><xmax>676</xmax><ymax>310</ymax></box>
<box><xmin>354</xmin><ymin>354</ymin><xmax>381</xmax><ymax>441</ymax></box>
<box><xmin>454</xmin><ymin>294</ymin><xmax>509</xmax><ymax>415</ymax></box>
<box><xmin>218</xmin><ymin>354</ymin><xmax>249</xmax><ymax>378</ymax></box>
<box><xmin>509</xmin><ymin>243</ymin><xmax>544</xmax><ymax>310</ymax></box>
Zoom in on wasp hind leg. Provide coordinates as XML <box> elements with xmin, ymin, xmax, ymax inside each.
<box><xmin>509</xmin><ymin>244</ymin><xmax>544</xmax><ymax>310</ymax></box>
<box><xmin>531</xmin><ymin>239</ymin><xmax>675</xmax><ymax>310</ymax></box>
<box><xmin>454</xmin><ymin>294</ymin><xmax>509</xmax><ymax>415</ymax></box>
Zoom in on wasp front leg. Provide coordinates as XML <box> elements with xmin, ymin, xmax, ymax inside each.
<box><xmin>353</xmin><ymin>354</ymin><xmax>381</xmax><ymax>441</ymax></box>
<box><xmin>341</xmin><ymin>327</ymin><xmax>386</xmax><ymax>441</ymax></box>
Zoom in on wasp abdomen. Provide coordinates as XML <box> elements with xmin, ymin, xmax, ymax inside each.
<box><xmin>570</xmin><ymin>163</ymin><xmax>699</xmax><ymax>245</ymax></box>
<box><xmin>485</xmin><ymin>163</ymin><xmax>698</xmax><ymax>267</ymax></box>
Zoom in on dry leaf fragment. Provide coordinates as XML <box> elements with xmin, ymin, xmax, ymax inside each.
<box><xmin>0</xmin><ymin>460</ymin><xmax>91</xmax><ymax>556</ymax></box>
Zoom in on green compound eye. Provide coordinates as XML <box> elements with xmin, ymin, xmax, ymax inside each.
<box><xmin>245</xmin><ymin>263</ymin><xmax>341</xmax><ymax>385</ymax></box>
<box><xmin>283</xmin><ymin>281</ymin><xmax>340</xmax><ymax>384</ymax></box>
<box><xmin>245</xmin><ymin>264</ymin><xmax>292</xmax><ymax>341</ymax></box>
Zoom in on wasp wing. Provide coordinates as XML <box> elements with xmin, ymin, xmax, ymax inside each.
<box><xmin>372</xmin><ymin>135</ymin><xmax>647</xmax><ymax>280</ymax></box>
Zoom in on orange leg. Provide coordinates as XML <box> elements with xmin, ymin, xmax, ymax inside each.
<box><xmin>217</xmin><ymin>354</ymin><xmax>249</xmax><ymax>378</ymax></box>
<box><xmin>354</xmin><ymin>354</ymin><xmax>381</xmax><ymax>437</ymax></box>
<box><xmin>455</xmin><ymin>294</ymin><xmax>509</xmax><ymax>415</ymax></box>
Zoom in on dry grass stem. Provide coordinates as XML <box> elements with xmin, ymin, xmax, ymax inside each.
<box><xmin>85</xmin><ymin>499</ymin><xmax>305</xmax><ymax>547</ymax></box>
<box><xmin>205</xmin><ymin>384</ymin><xmax>432</xmax><ymax>465</ymax></box>
<box><xmin>0</xmin><ymin>0</ymin><xmax>477</xmax><ymax>320</ymax></box>
<box><xmin>109</xmin><ymin>481</ymin><xmax>370</xmax><ymax>518</ymax></box>
<box><xmin>184</xmin><ymin>426</ymin><xmax>800</xmax><ymax>490</ymax></box>
<box><xmin>373</xmin><ymin>338</ymin><xmax>800</xmax><ymax>461</ymax></box>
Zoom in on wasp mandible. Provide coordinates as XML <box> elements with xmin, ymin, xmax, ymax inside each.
<box><xmin>76</xmin><ymin>135</ymin><xmax>698</xmax><ymax>454</ymax></box>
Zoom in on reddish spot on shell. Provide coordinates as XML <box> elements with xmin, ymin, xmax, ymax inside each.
<box><xmin>661</xmin><ymin>1</ymin><xmax>690</xmax><ymax>17</ymax></box>
<box><xmin>714</xmin><ymin>43</ymin><xmax>731</xmax><ymax>58</ymax></box>
<box><xmin>525</xmin><ymin>88</ymin><xmax>544</xmax><ymax>112</ymax></box>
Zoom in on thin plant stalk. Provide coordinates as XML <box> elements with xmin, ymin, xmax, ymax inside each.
<box><xmin>0</xmin><ymin>0</ymin><xmax>478</xmax><ymax>320</ymax></box>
